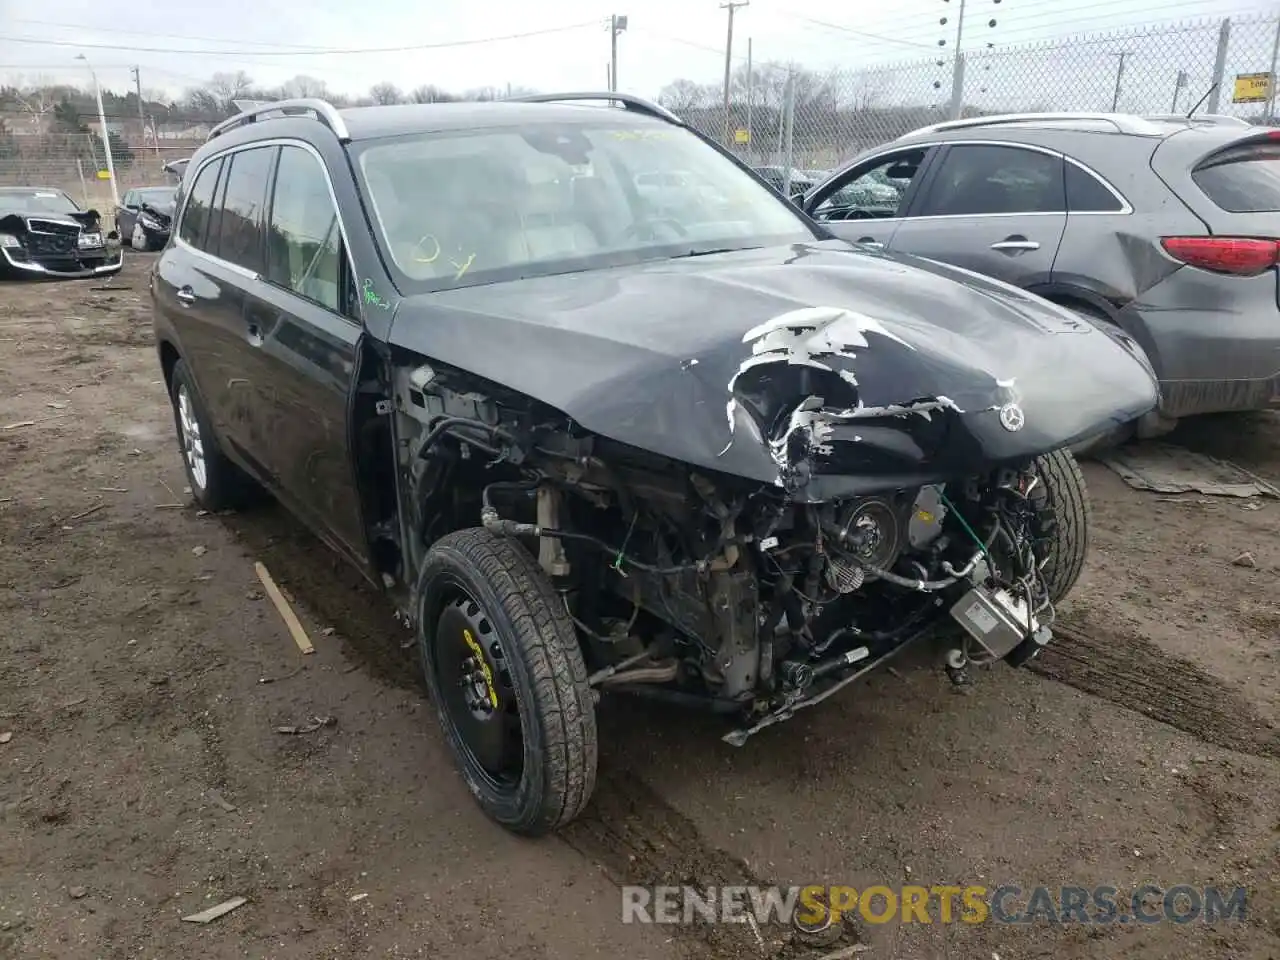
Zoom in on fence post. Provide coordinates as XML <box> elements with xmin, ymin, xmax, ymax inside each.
<box><xmin>949</xmin><ymin>51</ymin><xmax>967</xmax><ymax>120</ymax></box>
<box><xmin>76</xmin><ymin>159</ymin><xmax>89</xmax><ymax>210</ymax></box>
<box><xmin>774</xmin><ymin>67</ymin><xmax>790</xmax><ymax>166</ymax></box>
<box><xmin>1265</xmin><ymin>16</ymin><xmax>1280</xmax><ymax>123</ymax></box>
<box><xmin>781</xmin><ymin>74</ymin><xmax>796</xmax><ymax>197</ymax></box>
<box><xmin>1208</xmin><ymin>18</ymin><xmax>1231</xmax><ymax>113</ymax></box>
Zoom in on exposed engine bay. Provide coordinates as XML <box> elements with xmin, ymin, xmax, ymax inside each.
<box><xmin>384</xmin><ymin>356</ymin><xmax>1061</xmax><ymax>745</ymax></box>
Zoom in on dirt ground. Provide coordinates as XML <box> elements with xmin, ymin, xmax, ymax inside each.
<box><xmin>1</xmin><ymin>255</ymin><xmax>1277</xmax><ymax>960</ymax></box>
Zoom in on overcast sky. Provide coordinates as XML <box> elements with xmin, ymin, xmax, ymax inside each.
<box><xmin>0</xmin><ymin>0</ymin><xmax>1274</xmax><ymax>104</ymax></box>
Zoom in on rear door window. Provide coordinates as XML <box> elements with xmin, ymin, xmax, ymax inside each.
<box><xmin>915</xmin><ymin>144</ymin><xmax>1065</xmax><ymax>216</ymax></box>
<box><xmin>177</xmin><ymin>158</ymin><xmax>223</xmax><ymax>251</ymax></box>
<box><xmin>1192</xmin><ymin>142</ymin><xmax>1280</xmax><ymax>212</ymax></box>
<box><xmin>212</xmin><ymin>146</ymin><xmax>276</xmax><ymax>272</ymax></box>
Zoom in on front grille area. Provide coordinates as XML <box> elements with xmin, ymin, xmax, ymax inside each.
<box><xmin>26</xmin><ymin>219</ymin><xmax>80</xmax><ymax>256</ymax></box>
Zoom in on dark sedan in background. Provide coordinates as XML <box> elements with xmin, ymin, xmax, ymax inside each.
<box><xmin>0</xmin><ymin>186</ymin><xmax>122</xmax><ymax>280</ymax></box>
<box><xmin>116</xmin><ymin>186</ymin><xmax>178</xmax><ymax>251</ymax></box>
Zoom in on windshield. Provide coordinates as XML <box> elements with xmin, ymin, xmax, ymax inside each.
<box><xmin>355</xmin><ymin>119</ymin><xmax>815</xmax><ymax>292</ymax></box>
<box><xmin>0</xmin><ymin>190</ymin><xmax>80</xmax><ymax>216</ymax></box>
<box><xmin>137</xmin><ymin>188</ymin><xmax>176</xmax><ymax>207</ymax></box>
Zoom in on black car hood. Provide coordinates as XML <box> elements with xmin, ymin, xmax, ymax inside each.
<box><xmin>0</xmin><ymin>209</ymin><xmax>100</xmax><ymax>230</ymax></box>
<box><xmin>386</xmin><ymin>240</ymin><xmax>1158</xmax><ymax>498</ymax></box>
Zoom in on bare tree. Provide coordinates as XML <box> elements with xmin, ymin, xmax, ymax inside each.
<box><xmin>409</xmin><ymin>84</ymin><xmax>455</xmax><ymax>103</ymax></box>
<box><xmin>369</xmin><ymin>82</ymin><xmax>404</xmax><ymax>105</ymax></box>
<box><xmin>206</xmin><ymin>70</ymin><xmax>255</xmax><ymax>111</ymax></box>
<box><xmin>281</xmin><ymin>75</ymin><xmax>329</xmax><ymax>100</ymax></box>
<box><xmin>657</xmin><ymin>78</ymin><xmax>710</xmax><ymax>113</ymax></box>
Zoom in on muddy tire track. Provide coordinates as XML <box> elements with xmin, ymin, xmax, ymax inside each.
<box><xmin>562</xmin><ymin>766</ymin><xmax>864</xmax><ymax>960</ymax></box>
<box><xmin>1031</xmin><ymin>615</ymin><xmax>1280</xmax><ymax>760</ymax></box>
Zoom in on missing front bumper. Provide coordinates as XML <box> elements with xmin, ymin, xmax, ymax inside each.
<box><xmin>1</xmin><ymin>247</ymin><xmax>124</xmax><ymax>279</ymax></box>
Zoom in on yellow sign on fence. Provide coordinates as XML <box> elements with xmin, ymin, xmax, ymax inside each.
<box><xmin>1232</xmin><ymin>72</ymin><xmax>1272</xmax><ymax>104</ymax></box>
<box><xmin>734</xmin><ymin>128</ymin><xmax>751</xmax><ymax>144</ymax></box>
<box><xmin>95</xmin><ymin>170</ymin><xmax>111</xmax><ymax>180</ymax></box>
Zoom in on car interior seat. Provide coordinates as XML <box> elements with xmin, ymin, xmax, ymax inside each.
<box><xmin>500</xmin><ymin>179</ymin><xmax>599</xmax><ymax>264</ymax></box>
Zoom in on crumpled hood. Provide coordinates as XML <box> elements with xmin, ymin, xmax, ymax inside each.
<box><xmin>141</xmin><ymin>200</ymin><xmax>175</xmax><ymax>223</ymax></box>
<box><xmin>387</xmin><ymin>240</ymin><xmax>1158</xmax><ymax>497</ymax></box>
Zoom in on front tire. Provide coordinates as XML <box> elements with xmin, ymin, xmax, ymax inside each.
<box><xmin>1032</xmin><ymin>448</ymin><xmax>1091</xmax><ymax>605</ymax></box>
<box><xmin>167</xmin><ymin>358</ymin><xmax>254</xmax><ymax>511</ymax></box>
<box><xmin>417</xmin><ymin>528</ymin><xmax>597</xmax><ymax>835</ymax></box>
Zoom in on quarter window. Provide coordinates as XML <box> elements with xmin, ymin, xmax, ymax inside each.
<box><xmin>266</xmin><ymin>145</ymin><xmax>343</xmax><ymax>311</ymax></box>
<box><xmin>177</xmin><ymin>157</ymin><xmax>223</xmax><ymax>250</ymax></box>
<box><xmin>1065</xmin><ymin>163</ymin><xmax>1124</xmax><ymax>213</ymax></box>
<box><xmin>915</xmin><ymin>145</ymin><xmax>1065</xmax><ymax>217</ymax></box>
<box><xmin>212</xmin><ymin>146</ymin><xmax>275</xmax><ymax>272</ymax></box>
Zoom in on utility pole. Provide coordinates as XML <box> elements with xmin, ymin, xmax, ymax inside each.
<box><xmin>745</xmin><ymin>38</ymin><xmax>753</xmax><ymax>158</ymax></box>
<box><xmin>609</xmin><ymin>15</ymin><xmax>628</xmax><ymax>93</ymax></box>
<box><xmin>721</xmin><ymin>0</ymin><xmax>748</xmax><ymax>144</ymax></box>
<box><xmin>948</xmin><ymin>0</ymin><xmax>967</xmax><ymax>120</ymax></box>
<box><xmin>76</xmin><ymin>54</ymin><xmax>118</xmax><ymax>210</ymax></box>
<box><xmin>1110</xmin><ymin>51</ymin><xmax>1132</xmax><ymax>112</ymax></box>
<box><xmin>131</xmin><ymin>65</ymin><xmax>146</xmax><ymax>149</ymax></box>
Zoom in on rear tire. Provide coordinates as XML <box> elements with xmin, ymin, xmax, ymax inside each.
<box><xmin>1032</xmin><ymin>448</ymin><xmax>1091</xmax><ymax>605</ymax></box>
<box><xmin>167</xmin><ymin>358</ymin><xmax>255</xmax><ymax>511</ymax></box>
<box><xmin>417</xmin><ymin>528</ymin><xmax>597</xmax><ymax>836</ymax></box>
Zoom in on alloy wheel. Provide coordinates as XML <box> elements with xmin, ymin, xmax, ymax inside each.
<box><xmin>176</xmin><ymin>384</ymin><xmax>207</xmax><ymax>492</ymax></box>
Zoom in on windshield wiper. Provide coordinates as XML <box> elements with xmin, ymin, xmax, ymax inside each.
<box><xmin>671</xmin><ymin>245</ymin><xmax>762</xmax><ymax>259</ymax></box>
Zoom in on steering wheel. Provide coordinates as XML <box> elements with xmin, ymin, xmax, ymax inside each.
<box><xmin>623</xmin><ymin>217</ymin><xmax>690</xmax><ymax>240</ymax></box>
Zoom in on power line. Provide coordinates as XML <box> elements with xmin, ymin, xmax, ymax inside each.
<box><xmin>776</xmin><ymin>13</ymin><xmax>936</xmax><ymax>50</ymax></box>
<box><xmin>5</xmin><ymin>17</ymin><xmax>338</xmax><ymax>50</ymax></box>
<box><xmin>780</xmin><ymin>0</ymin><xmax>1264</xmax><ymax>52</ymax></box>
<box><xmin>0</xmin><ymin>20</ymin><xmax>603</xmax><ymax>57</ymax></box>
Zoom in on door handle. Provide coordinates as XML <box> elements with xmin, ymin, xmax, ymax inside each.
<box><xmin>175</xmin><ymin>287</ymin><xmax>196</xmax><ymax>305</ymax></box>
<box><xmin>990</xmin><ymin>238</ymin><xmax>1040</xmax><ymax>252</ymax></box>
<box><xmin>857</xmin><ymin>238</ymin><xmax>885</xmax><ymax>249</ymax></box>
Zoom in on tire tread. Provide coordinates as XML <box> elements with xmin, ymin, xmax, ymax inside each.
<box><xmin>1034</xmin><ymin>448</ymin><xmax>1091</xmax><ymax>604</ymax></box>
<box><xmin>422</xmin><ymin>528</ymin><xmax>597</xmax><ymax>834</ymax></box>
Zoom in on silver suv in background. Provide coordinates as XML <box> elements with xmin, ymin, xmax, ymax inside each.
<box><xmin>801</xmin><ymin>113</ymin><xmax>1280</xmax><ymax>435</ymax></box>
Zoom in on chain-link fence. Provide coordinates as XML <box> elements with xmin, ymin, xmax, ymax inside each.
<box><xmin>673</xmin><ymin>12</ymin><xmax>1280</xmax><ymax>172</ymax></box>
<box><xmin>0</xmin><ymin>115</ymin><xmax>206</xmax><ymax>214</ymax></box>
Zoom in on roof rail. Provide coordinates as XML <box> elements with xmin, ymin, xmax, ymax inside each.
<box><xmin>208</xmin><ymin>97</ymin><xmax>350</xmax><ymax>143</ymax></box>
<box><xmin>1142</xmin><ymin>113</ymin><xmax>1252</xmax><ymax>127</ymax></box>
<box><xmin>504</xmin><ymin>91</ymin><xmax>683</xmax><ymax>126</ymax></box>
<box><xmin>903</xmin><ymin>111</ymin><xmax>1167</xmax><ymax>138</ymax></box>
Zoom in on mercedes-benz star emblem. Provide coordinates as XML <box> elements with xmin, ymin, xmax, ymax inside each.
<box><xmin>998</xmin><ymin>402</ymin><xmax>1026</xmax><ymax>432</ymax></box>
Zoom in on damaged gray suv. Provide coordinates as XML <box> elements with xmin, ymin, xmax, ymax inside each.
<box><xmin>151</xmin><ymin>94</ymin><xmax>1158</xmax><ymax>835</ymax></box>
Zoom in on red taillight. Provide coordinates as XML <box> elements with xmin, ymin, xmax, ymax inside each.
<box><xmin>1160</xmin><ymin>236</ymin><xmax>1280</xmax><ymax>276</ymax></box>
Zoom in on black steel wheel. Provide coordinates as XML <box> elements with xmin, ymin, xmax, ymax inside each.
<box><xmin>417</xmin><ymin>528</ymin><xmax>597</xmax><ymax>835</ymax></box>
